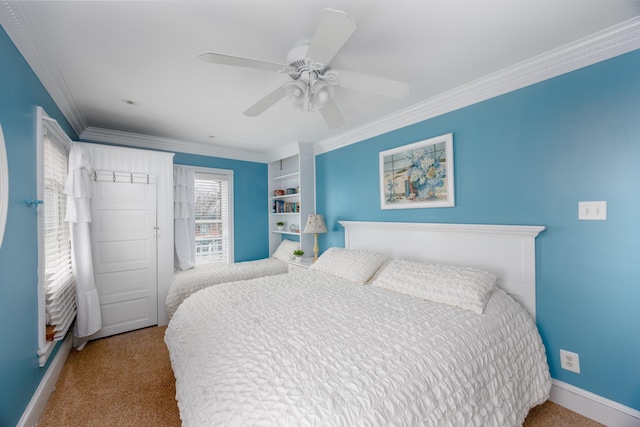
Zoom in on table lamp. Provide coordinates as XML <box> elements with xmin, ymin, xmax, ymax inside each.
<box><xmin>303</xmin><ymin>214</ymin><xmax>328</xmax><ymax>261</ymax></box>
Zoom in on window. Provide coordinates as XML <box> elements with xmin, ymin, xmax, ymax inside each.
<box><xmin>37</xmin><ymin>108</ymin><xmax>76</xmax><ymax>366</ymax></box>
<box><xmin>194</xmin><ymin>170</ymin><xmax>233</xmax><ymax>264</ymax></box>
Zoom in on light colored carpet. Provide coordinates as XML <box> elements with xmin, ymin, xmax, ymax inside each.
<box><xmin>39</xmin><ymin>326</ymin><xmax>180</xmax><ymax>427</ymax></box>
<box><xmin>39</xmin><ymin>326</ymin><xmax>604</xmax><ymax>427</ymax></box>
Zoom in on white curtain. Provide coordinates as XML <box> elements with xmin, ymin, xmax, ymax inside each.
<box><xmin>64</xmin><ymin>143</ymin><xmax>102</xmax><ymax>342</ymax></box>
<box><xmin>174</xmin><ymin>166</ymin><xmax>196</xmax><ymax>270</ymax></box>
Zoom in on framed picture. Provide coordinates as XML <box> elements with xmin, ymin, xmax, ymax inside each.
<box><xmin>379</xmin><ymin>133</ymin><xmax>454</xmax><ymax>209</ymax></box>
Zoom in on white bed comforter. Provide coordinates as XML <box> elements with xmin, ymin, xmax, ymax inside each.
<box><xmin>165</xmin><ymin>271</ymin><xmax>550</xmax><ymax>427</ymax></box>
<box><xmin>165</xmin><ymin>258</ymin><xmax>288</xmax><ymax>319</ymax></box>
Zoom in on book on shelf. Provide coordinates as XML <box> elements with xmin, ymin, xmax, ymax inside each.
<box><xmin>272</xmin><ymin>200</ymin><xmax>300</xmax><ymax>213</ymax></box>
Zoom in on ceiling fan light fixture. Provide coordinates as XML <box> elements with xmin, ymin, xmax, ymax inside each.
<box><xmin>309</xmin><ymin>80</ymin><xmax>335</xmax><ymax>111</ymax></box>
<box><xmin>283</xmin><ymin>80</ymin><xmax>308</xmax><ymax>110</ymax></box>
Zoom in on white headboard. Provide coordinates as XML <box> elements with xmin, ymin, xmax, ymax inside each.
<box><xmin>340</xmin><ymin>221</ymin><xmax>546</xmax><ymax>319</ymax></box>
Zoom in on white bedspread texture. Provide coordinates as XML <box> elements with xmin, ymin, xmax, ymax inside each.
<box><xmin>165</xmin><ymin>258</ymin><xmax>288</xmax><ymax>319</ymax></box>
<box><xmin>165</xmin><ymin>271</ymin><xmax>550</xmax><ymax>427</ymax></box>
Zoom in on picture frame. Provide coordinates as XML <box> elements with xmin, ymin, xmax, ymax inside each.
<box><xmin>379</xmin><ymin>133</ymin><xmax>454</xmax><ymax>209</ymax></box>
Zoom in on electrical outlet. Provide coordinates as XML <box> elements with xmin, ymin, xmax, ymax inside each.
<box><xmin>560</xmin><ymin>349</ymin><xmax>581</xmax><ymax>373</ymax></box>
<box><xmin>578</xmin><ymin>201</ymin><xmax>607</xmax><ymax>220</ymax></box>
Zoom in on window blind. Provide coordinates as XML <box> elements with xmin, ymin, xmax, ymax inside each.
<box><xmin>43</xmin><ymin>131</ymin><xmax>76</xmax><ymax>341</ymax></box>
<box><xmin>194</xmin><ymin>172</ymin><xmax>230</xmax><ymax>264</ymax></box>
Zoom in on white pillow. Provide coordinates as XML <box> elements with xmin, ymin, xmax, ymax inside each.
<box><xmin>370</xmin><ymin>259</ymin><xmax>497</xmax><ymax>314</ymax></box>
<box><xmin>310</xmin><ymin>247</ymin><xmax>387</xmax><ymax>284</ymax></box>
<box><xmin>272</xmin><ymin>239</ymin><xmax>300</xmax><ymax>261</ymax></box>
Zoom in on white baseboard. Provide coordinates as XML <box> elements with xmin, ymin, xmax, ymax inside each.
<box><xmin>551</xmin><ymin>379</ymin><xmax>640</xmax><ymax>426</ymax></box>
<box><xmin>17</xmin><ymin>333</ymin><xmax>72</xmax><ymax>427</ymax></box>
<box><xmin>15</xmin><ymin>339</ymin><xmax>640</xmax><ymax>427</ymax></box>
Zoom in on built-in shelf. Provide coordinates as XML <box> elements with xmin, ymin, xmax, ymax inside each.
<box><xmin>268</xmin><ymin>143</ymin><xmax>315</xmax><ymax>257</ymax></box>
<box><xmin>271</xmin><ymin>193</ymin><xmax>301</xmax><ymax>200</ymax></box>
<box><xmin>272</xmin><ymin>171</ymin><xmax>299</xmax><ymax>181</ymax></box>
<box><xmin>272</xmin><ymin>231</ymin><xmax>301</xmax><ymax>236</ymax></box>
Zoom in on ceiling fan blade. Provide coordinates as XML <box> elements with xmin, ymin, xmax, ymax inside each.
<box><xmin>319</xmin><ymin>99</ymin><xmax>345</xmax><ymax>129</ymax></box>
<box><xmin>336</xmin><ymin>70</ymin><xmax>410</xmax><ymax>99</ymax></box>
<box><xmin>199</xmin><ymin>52</ymin><xmax>291</xmax><ymax>73</ymax></box>
<box><xmin>306</xmin><ymin>9</ymin><xmax>357</xmax><ymax>65</ymax></box>
<box><xmin>243</xmin><ymin>86</ymin><xmax>287</xmax><ymax>116</ymax></box>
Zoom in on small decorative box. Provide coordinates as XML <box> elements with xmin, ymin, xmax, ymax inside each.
<box><xmin>274</xmin><ymin>189</ymin><xmax>285</xmax><ymax>196</ymax></box>
<box><xmin>286</xmin><ymin>188</ymin><xmax>297</xmax><ymax>194</ymax></box>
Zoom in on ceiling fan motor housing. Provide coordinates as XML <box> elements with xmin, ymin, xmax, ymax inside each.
<box><xmin>285</xmin><ymin>40</ymin><xmax>331</xmax><ymax>81</ymax></box>
<box><xmin>286</xmin><ymin>39</ymin><xmax>312</xmax><ymax>67</ymax></box>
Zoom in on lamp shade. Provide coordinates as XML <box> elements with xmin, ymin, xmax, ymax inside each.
<box><xmin>303</xmin><ymin>214</ymin><xmax>328</xmax><ymax>234</ymax></box>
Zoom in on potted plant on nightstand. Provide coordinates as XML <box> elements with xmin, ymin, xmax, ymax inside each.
<box><xmin>293</xmin><ymin>249</ymin><xmax>304</xmax><ymax>262</ymax></box>
<box><xmin>276</xmin><ymin>221</ymin><xmax>285</xmax><ymax>231</ymax></box>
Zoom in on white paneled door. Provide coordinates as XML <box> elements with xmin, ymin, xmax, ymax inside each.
<box><xmin>90</xmin><ymin>171</ymin><xmax>157</xmax><ymax>339</ymax></box>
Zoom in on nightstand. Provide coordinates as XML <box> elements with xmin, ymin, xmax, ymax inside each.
<box><xmin>287</xmin><ymin>257</ymin><xmax>313</xmax><ymax>272</ymax></box>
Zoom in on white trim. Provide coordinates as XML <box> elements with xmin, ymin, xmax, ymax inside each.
<box><xmin>17</xmin><ymin>333</ymin><xmax>72</xmax><ymax>427</ymax></box>
<box><xmin>0</xmin><ymin>2</ymin><xmax>88</xmax><ymax>135</ymax></box>
<box><xmin>264</xmin><ymin>141</ymin><xmax>306</xmax><ymax>164</ymax></box>
<box><xmin>340</xmin><ymin>220</ymin><xmax>546</xmax><ymax>238</ymax></box>
<box><xmin>314</xmin><ymin>16</ymin><xmax>640</xmax><ymax>155</ymax></box>
<box><xmin>550</xmin><ymin>380</ymin><xmax>640</xmax><ymax>427</ymax></box>
<box><xmin>74</xmin><ymin>137</ymin><xmax>175</xmax><ymax>161</ymax></box>
<box><xmin>36</xmin><ymin>109</ymin><xmax>46</xmax><ymax>363</ymax></box>
<box><xmin>75</xmin><ymin>17</ymin><xmax>640</xmax><ymax>160</ymax></box>
<box><xmin>81</xmin><ymin>127</ymin><xmax>268</xmax><ymax>164</ymax></box>
<box><xmin>178</xmin><ymin>165</ymin><xmax>235</xmax><ymax>177</ymax></box>
<box><xmin>36</xmin><ymin>107</ymin><xmax>74</xmax><ymax>366</ymax></box>
<box><xmin>176</xmin><ymin>164</ymin><xmax>235</xmax><ymax>264</ymax></box>
<box><xmin>2</xmin><ymin>4</ymin><xmax>639</xmax><ymax>161</ymax></box>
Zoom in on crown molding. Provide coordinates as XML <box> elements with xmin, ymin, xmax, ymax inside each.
<box><xmin>314</xmin><ymin>16</ymin><xmax>640</xmax><ymax>155</ymax></box>
<box><xmin>2</xmin><ymin>2</ymin><xmax>638</xmax><ymax>161</ymax></box>
<box><xmin>80</xmin><ymin>127</ymin><xmax>268</xmax><ymax>163</ymax></box>
<box><xmin>0</xmin><ymin>1</ymin><xmax>88</xmax><ymax>136</ymax></box>
<box><xmin>264</xmin><ymin>142</ymin><xmax>303</xmax><ymax>163</ymax></box>
<box><xmin>263</xmin><ymin>141</ymin><xmax>317</xmax><ymax>163</ymax></box>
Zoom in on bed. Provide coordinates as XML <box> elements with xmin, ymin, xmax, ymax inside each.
<box><xmin>165</xmin><ymin>221</ymin><xmax>551</xmax><ymax>426</ymax></box>
<box><xmin>165</xmin><ymin>239</ymin><xmax>299</xmax><ymax>319</ymax></box>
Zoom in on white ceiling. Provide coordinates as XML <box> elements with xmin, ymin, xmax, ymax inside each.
<box><xmin>2</xmin><ymin>1</ymin><xmax>639</xmax><ymax>162</ymax></box>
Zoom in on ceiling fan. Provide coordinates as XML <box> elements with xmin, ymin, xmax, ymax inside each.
<box><xmin>198</xmin><ymin>9</ymin><xmax>410</xmax><ymax>128</ymax></box>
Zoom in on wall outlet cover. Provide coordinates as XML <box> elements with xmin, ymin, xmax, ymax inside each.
<box><xmin>560</xmin><ymin>349</ymin><xmax>581</xmax><ymax>373</ymax></box>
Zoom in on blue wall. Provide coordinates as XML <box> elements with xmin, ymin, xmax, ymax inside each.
<box><xmin>316</xmin><ymin>50</ymin><xmax>640</xmax><ymax>410</ymax></box>
<box><xmin>2</xmin><ymin>16</ymin><xmax>639</xmax><ymax>423</ymax></box>
<box><xmin>0</xmin><ymin>25</ymin><xmax>268</xmax><ymax>425</ymax></box>
<box><xmin>173</xmin><ymin>152</ymin><xmax>268</xmax><ymax>262</ymax></box>
<box><xmin>0</xmin><ymin>26</ymin><xmax>78</xmax><ymax>426</ymax></box>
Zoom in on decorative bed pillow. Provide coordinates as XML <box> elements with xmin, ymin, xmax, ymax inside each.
<box><xmin>310</xmin><ymin>247</ymin><xmax>387</xmax><ymax>284</ymax></box>
<box><xmin>370</xmin><ymin>259</ymin><xmax>497</xmax><ymax>314</ymax></box>
<box><xmin>272</xmin><ymin>239</ymin><xmax>300</xmax><ymax>261</ymax></box>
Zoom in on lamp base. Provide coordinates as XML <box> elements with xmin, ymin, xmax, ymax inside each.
<box><xmin>313</xmin><ymin>233</ymin><xmax>319</xmax><ymax>262</ymax></box>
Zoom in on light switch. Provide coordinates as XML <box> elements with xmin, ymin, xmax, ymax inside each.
<box><xmin>578</xmin><ymin>201</ymin><xmax>607</xmax><ymax>220</ymax></box>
